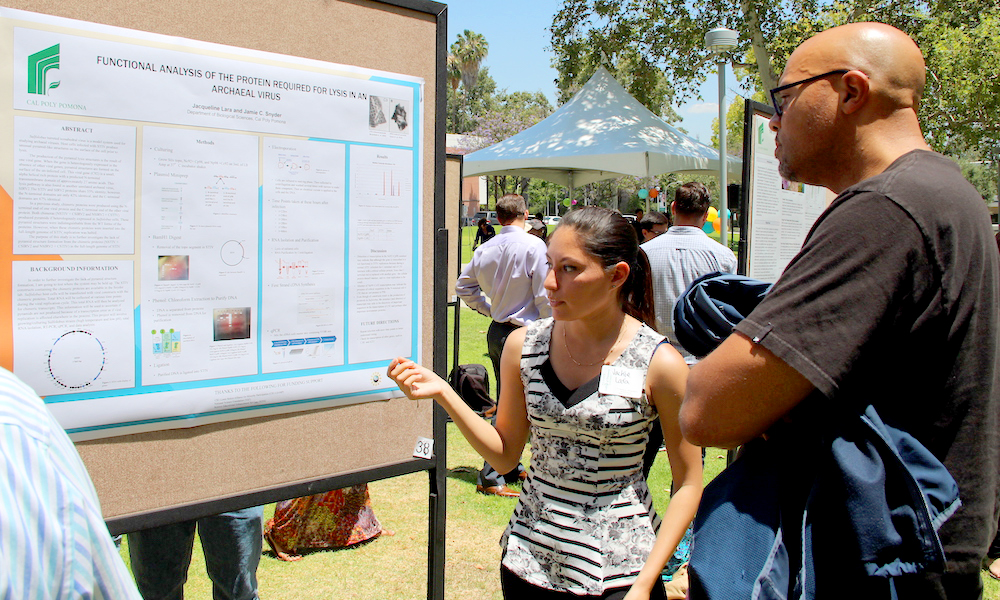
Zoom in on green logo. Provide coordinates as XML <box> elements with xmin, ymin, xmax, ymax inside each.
<box><xmin>758</xmin><ymin>122</ymin><xmax>764</xmax><ymax>144</ymax></box>
<box><xmin>28</xmin><ymin>44</ymin><xmax>60</xmax><ymax>95</ymax></box>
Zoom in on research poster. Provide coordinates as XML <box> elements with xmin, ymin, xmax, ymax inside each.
<box><xmin>743</xmin><ymin>110</ymin><xmax>829</xmax><ymax>282</ymax></box>
<box><xmin>0</xmin><ymin>8</ymin><xmax>422</xmax><ymax>440</ymax></box>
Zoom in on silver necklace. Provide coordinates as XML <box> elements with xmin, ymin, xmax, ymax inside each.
<box><xmin>561</xmin><ymin>320</ymin><xmax>627</xmax><ymax>367</ymax></box>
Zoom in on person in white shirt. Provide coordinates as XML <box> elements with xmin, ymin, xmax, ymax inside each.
<box><xmin>0</xmin><ymin>367</ymin><xmax>142</xmax><ymax>600</ymax></box>
<box><xmin>456</xmin><ymin>193</ymin><xmax>550</xmax><ymax>497</ymax></box>
<box><xmin>642</xmin><ymin>182</ymin><xmax>737</xmax><ymax>364</ymax></box>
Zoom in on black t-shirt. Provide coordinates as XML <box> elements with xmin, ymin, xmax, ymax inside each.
<box><xmin>735</xmin><ymin>151</ymin><xmax>1000</xmax><ymax>582</ymax></box>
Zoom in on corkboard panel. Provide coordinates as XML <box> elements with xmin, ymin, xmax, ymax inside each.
<box><xmin>4</xmin><ymin>0</ymin><xmax>446</xmax><ymax>524</ymax></box>
<box><xmin>445</xmin><ymin>154</ymin><xmax>462</xmax><ymax>288</ymax></box>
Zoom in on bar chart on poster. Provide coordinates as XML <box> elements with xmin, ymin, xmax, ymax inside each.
<box><xmin>0</xmin><ymin>7</ymin><xmax>425</xmax><ymax>440</ymax></box>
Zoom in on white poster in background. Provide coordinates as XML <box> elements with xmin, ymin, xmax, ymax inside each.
<box><xmin>11</xmin><ymin>261</ymin><xmax>135</xmax><ymax>396</ymax></box>
<box><xmin>261</xmin><ymin>138</ymin><xmax>346</xmax><ymax>374</ymax></box>
<box><xmin>1</xmin><ymin>8</ymin><xmax>422</xmax><ymax>439</ymax></box>
<box><xmin>13</xmin><ymin>116</ymin><xmax>136</xmax><ymax>254</ymax></box>
<box><xmin>745</xmin><ymin>113</ymin><xmax>828</xmax><ymax>282</ymax></box>
<box><xmin>348</xmin><ymin>145</ymin><xmax>413</xmax><ymax>364</ymax></box>
<box><xmin>139</xmin><ymin>127</ymin><xmax>260</xmax><ymax>386</ymax></box>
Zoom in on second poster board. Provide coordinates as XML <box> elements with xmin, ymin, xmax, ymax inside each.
<box><xmin>738</xmin><ymin>100</ymin><xmax>833</xmax><ymax>281</ymax></box>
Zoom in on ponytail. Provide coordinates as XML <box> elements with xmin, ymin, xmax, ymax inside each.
<box><xmin>623</xmin><ymin>248</ymin><xmax>656</xmax><ymax>326</ymax></box>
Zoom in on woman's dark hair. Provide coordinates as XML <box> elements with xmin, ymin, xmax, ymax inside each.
<box><xmin>557</xmin><ymin>207</ymin><xmax>656</xmax><ymax>326</ymax></box>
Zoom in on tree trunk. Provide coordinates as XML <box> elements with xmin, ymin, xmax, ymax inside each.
<box><xmin>741</xmin><ymin>0</ymin><xmax>778</xmax><ymax>92</ymax></box>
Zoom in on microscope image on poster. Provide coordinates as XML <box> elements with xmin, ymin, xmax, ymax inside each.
<box><xmin>368</xmin><ymin>95</ymin><xmax>410</xmax><ymax>133</ymax></box>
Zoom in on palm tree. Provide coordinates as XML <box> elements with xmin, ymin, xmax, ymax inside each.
<box><xmin>451</xmin><ymin>30</ymin><xmax>488</xmax><ymax>90</ymax></box>
<box><xmin>447</xmin><ymin>54</ymin><xmax>462</xmax><ymax>92</ymax></box>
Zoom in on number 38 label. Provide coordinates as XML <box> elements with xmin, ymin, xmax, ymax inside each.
<box><xmin>413</xmin><ymin>436</ymin><xmax>434</xmax><ymax>459</ymax></box>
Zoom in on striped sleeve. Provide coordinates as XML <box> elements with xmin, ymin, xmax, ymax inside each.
<box><xmin>0</xmin><ymin>369</ymin><xmax>141</xmax><ymax>599</ymax></box>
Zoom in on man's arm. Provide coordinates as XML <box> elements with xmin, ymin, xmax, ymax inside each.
<box><xmin>680</xmin><ymin>331</ymin><xmax>815</xmax><ymax>448</ymax></box>
<box><xmin>455</xmin><ymin>260</ymin><xmax>491</xmax><ymax>318</ymax></box>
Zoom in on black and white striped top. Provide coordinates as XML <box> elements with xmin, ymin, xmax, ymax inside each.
<box><xmin>500</xmin><ymin>318</ymin><xmax>665</xmax><ymax>595</ymax></box>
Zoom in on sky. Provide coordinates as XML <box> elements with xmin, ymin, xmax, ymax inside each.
<box><xmin>444</xmin><ymin>0</ymin><xmax>745</xmax><ymax>145</ymax></box>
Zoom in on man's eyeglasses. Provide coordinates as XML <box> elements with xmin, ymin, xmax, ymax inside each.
<box><xmin>769</xmin><ymin>69</ymin><xmax>849</xmax><ymax>116</ymax></box>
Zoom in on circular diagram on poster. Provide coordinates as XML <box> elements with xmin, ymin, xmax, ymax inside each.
<box><xmin>221</xmin><ymin>240</ymin><xmax>245</xmax><ymax>266</ymax></box>
<box><xmin>48</xmin><ymin>330</ymin><xmax>106</xmax><ymax>389</ymax></box>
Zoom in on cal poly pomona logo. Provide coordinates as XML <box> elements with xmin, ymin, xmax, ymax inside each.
<box><xmin>28</xmin><ymin>43</ymin><xmax>60</xmax><ymax>95</ymax></box>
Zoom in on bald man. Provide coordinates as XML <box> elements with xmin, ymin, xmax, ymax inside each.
<box><xmin>682</xmin><ymin>23</ymin><xmax>999</xmax><ymax>598</ymax></box>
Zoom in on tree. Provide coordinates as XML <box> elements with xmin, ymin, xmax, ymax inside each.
<box><xmin>550</xmin><ymin>23</ymin><xmax>680</xmax><ymax>122</ymax></box>
<box><xmin>447</xmin><ymin>30</ymin><xmax>492</xmax><ymax>134</ymax></box>
<box><xmin>550</xmin><ymin>0</ymin><xmax>1000</xmax><ymax>157</ymax></box>
<box><xmin>447</xmin><ymin>68</ymin><xmax>497</xmax><ymax>134</ymax></box>
<box><xmin>444</xmin><ymin>32</ymin><xmax>562</xmax><ymax>210</ymax></box>
<box><xmin>446</xmin><ymin>54</ymin><xmax>461</xmax><ymax>93</ymax></box>
<box><xmin>915</xmin><ymin>12</ymin><xmax>1000</xmax><ymax>155</ymax></box>
<box><xmin>452</xmin><ymin>30</ymin><xmax>489</xmax><ymax>90</ymax></box>
<box><xmin>706</xmin><ymin>88</ymin><xmax>771</xmax><ymax>161</ymax></box>
<box><xmin>464</xmin><ymin>91</ymin><xmax>554</xmax><ymax>202</ymax></box>
<box><xmin>527</xmin><ymin>179</ymin><xmax>566</xmax><ymax>216</ymax></box>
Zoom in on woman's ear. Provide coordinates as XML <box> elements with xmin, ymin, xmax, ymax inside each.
<box><xmin>610</xmin><ymin>261</ymin><xmax>630</xmax><ymax>288</ymax></box>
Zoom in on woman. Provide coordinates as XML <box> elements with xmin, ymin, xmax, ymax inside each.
<box><xmin>473</xmin><ymin>218</ymin><xmax>496</xmax><ymax>249</ymax></box>
<box><xmin>264</xmin><ymin>485</ymin><xmax>388</xmax><ymax>561</ymax></box>
<box><xmin>390</xmin><ymin>207</ymin><xmax>702</xmax><ymax>599</ymax></box>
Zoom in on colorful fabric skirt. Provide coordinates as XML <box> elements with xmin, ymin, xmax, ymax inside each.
<box><xmin>264</xmin><ymin>484</ymin><xmax>383</xmax><ymax>559</ymax></box>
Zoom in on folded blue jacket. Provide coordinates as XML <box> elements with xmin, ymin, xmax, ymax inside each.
<box><xmin>672</xmin><ymin>272</ymin><xmax>773</xmax><ymax>358</ymax></box>
<box><xmin>687</xmin><ymin>404</ymin><xmax>961</xmax><ymax>599</ymax></box>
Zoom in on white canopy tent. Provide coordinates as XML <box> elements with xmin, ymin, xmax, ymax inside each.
<box><xmin>463</xmin><ymin>67</ymin><xmax>742</xmax><ymax>197</ymax></box>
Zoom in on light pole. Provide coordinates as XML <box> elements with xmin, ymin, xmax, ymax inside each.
<box><xmin>705</xmin><ymin>27</ymin><xmax>738</xmax><ymax>245</ymax></box>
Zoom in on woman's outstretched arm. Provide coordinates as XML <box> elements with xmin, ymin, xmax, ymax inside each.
<box><xmin>387</xmin><ymin>328</ymin><xmax>530</xmax><ymax>473</ymax></box>
<box><xmin>626</xmin><ymin>344</ymin><xmax>703</xmax><ymax>600</ymax></box>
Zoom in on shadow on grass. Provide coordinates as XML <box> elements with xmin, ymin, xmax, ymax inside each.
<box><xmin>261</xmin><ymin>532</ymin><xmax>388</xmax><ymax>561</ymax></box>
<box><xmin>447</xmin><ymin>465</ymin><xmax>480</xmax><ymax>485</ymax></box>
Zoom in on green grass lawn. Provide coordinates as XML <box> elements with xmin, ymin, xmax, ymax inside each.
<box><xmin>116</xmin><ymin>304</ymin><xmax>1000</xmax><ymax>599</ymax></box>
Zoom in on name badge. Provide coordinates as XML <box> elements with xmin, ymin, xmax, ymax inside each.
<box><xmin>598</xmin><ymin>365</ymin><xmax>644</xmax><ymax>398</ymax></box>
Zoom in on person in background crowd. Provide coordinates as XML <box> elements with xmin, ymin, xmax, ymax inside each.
<box><xmin>986</xmin><ymin>229</ymin><xmax>1000</xmax><ymax>583</ymax></box>
<box><xmin>530</xmin><ymin>212</ymin><xmax>549</xmax><ymax>242</ymax></box>
<box><xmin>456</xmin><ymin>194</ymin><xmax>549</xmax><ymax>497</ymax></box>
<box><xmin>526</xmin><ymin>217</ymin><xmax>547</xmax><ymax>241</ymax></box>
<box><xmin>264</xmin><ymin>484</ymin><xmax>390</xmax><ymax>561</ymax></box>
<box><xmin>642</xmin><ymin>182</ymin><xmax>737</xmax><ymax>363</ymax></box>
<box><xmin>473</xmin><ymin>217</ymin><xmax>496</xmax><ymax>250</ymax></box>
<box><xmin>632</xmin><ymin>207</ymin><xmax>645</xmax><ymax>240</ymax></box>
<box><xmin>638</xmin><ymin>210</ymin><xmax>670</xmax><ymax>243</ymax></box>
<box><xmin>129</xmin><ymin>508</ymin><xmax>263</xmax><ymax>600</ymax></box>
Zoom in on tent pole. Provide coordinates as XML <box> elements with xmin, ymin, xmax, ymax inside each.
<box><xmin>644</xmin><ymin>152</ymin><xmax>651</xmax><ymax>213</ymax></box>
<box><xmin>717</xmin><ymin>57</ymin><xmax>729</xmax><ymax>245</ymax></box>
<box><xmin>568</xmin><ymin>172</ymin><xmax>574</xmax><ymax>209</ymax></box>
